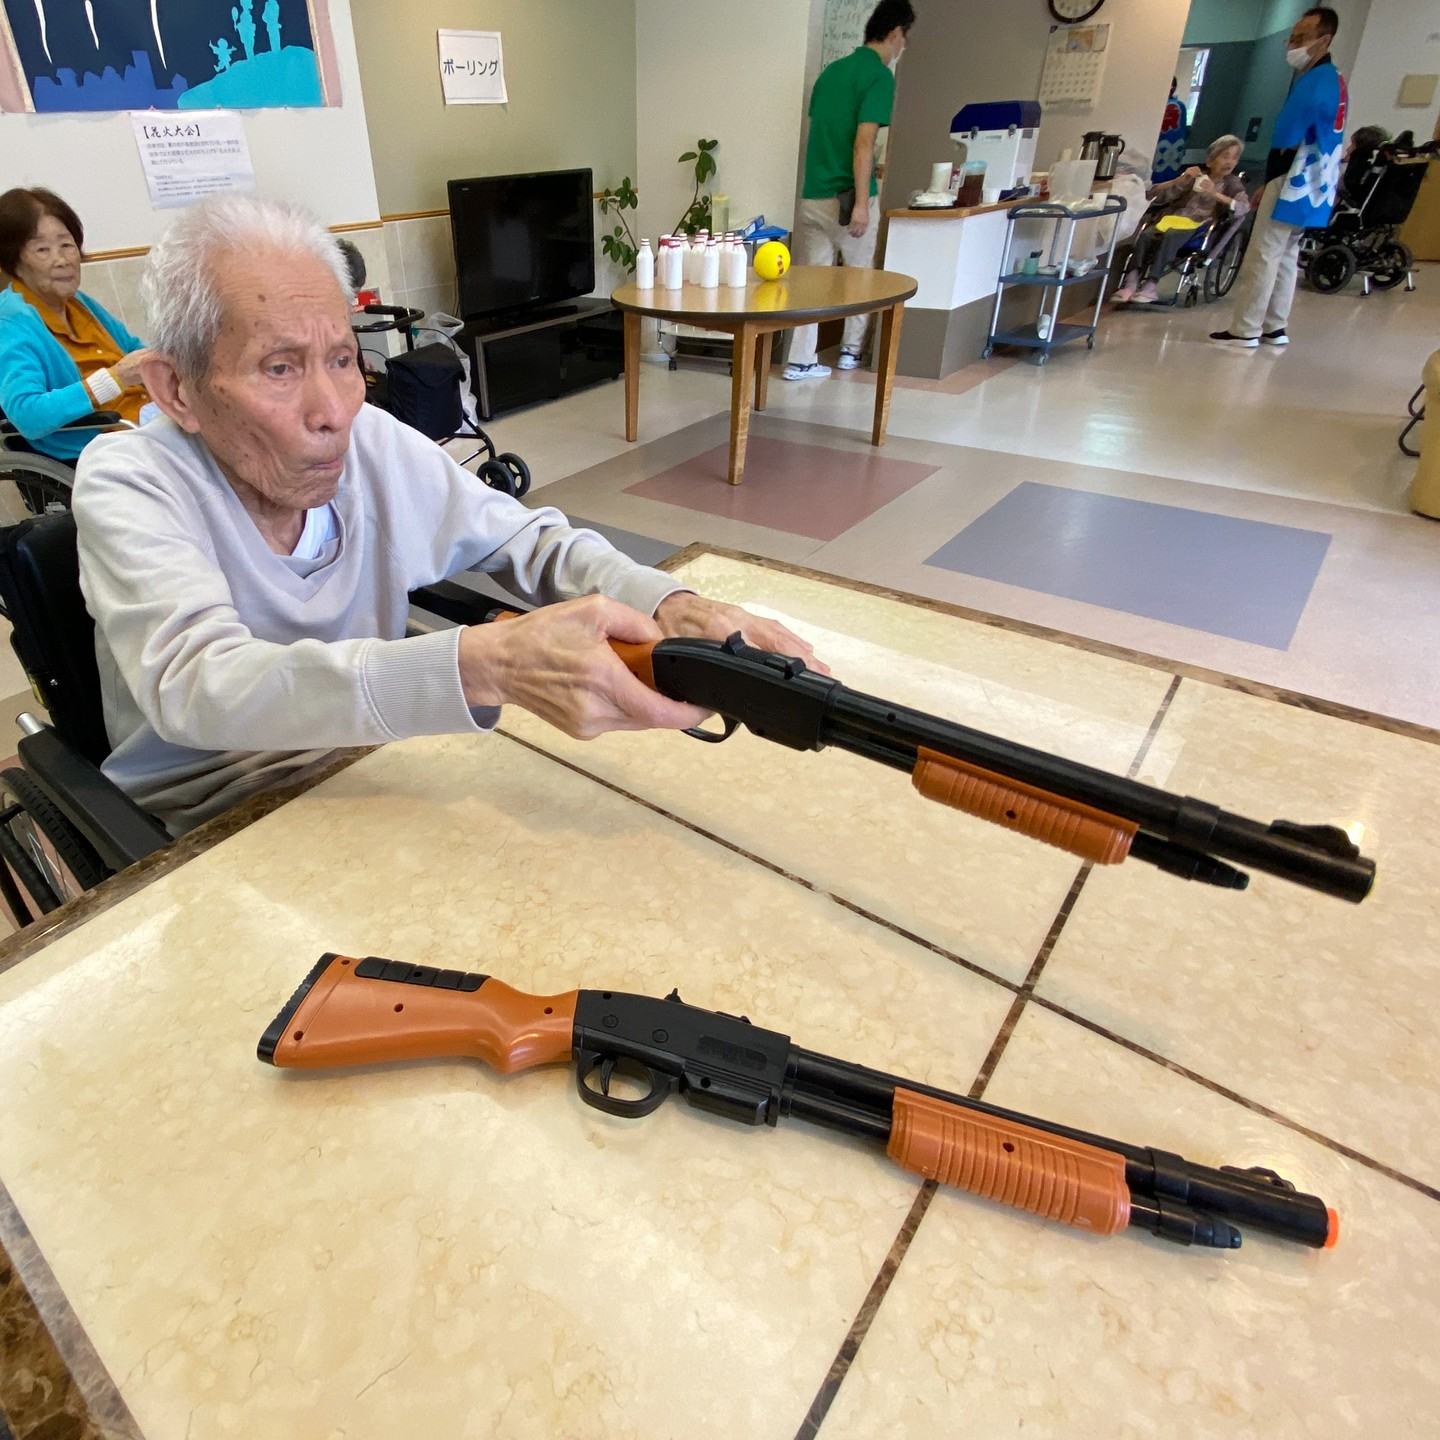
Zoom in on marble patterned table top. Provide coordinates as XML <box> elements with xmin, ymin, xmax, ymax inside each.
<box><xmin>0</xmin><ymin>548</ymin><xmax>1435</xmax><ymax>1439</ymax></box>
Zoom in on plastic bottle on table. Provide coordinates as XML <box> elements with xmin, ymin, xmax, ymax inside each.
<box><xmin>635</xmin><ymin>239</ymin><xmax>654</xmax><ymax>290</ymax></box>
<box><xmin>724</xmin><ymin>234</ymin><xmax>748</xmax><ymax>287</ymax></box>
<box><xmin>701</xmin><ymin>238</ymin><xmax>720</xmax><ymax>289</ymax></box>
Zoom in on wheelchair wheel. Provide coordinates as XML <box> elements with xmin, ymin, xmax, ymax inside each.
<box><xmin>1307</xmin><ymin>245</ymin><xmax>1356</xmax><ymax>294</ymax></box>
<box><xmin>0</xmin><ymin>767</ymin><xmax>110</xmax><ymax>894</ymax></box>
<box><xmin>1203</xmin><ymin>231</ymin><xmax>1247</xmax><ymax>303</ymax></box>
<box><xmin>477</xmin><ymin>458</ymin><xmax>521</xmax><ymax>497</ymax></box>
<box><xmin>0</xmin><ymin>469</ymin><xmax>72</xmax><ymax>521</ymax></box>
<box><xmin>494</xmin><ymin>452</ymin><xmax>532</xmax><ymax>498</ymax></box>
<box><xmin>1369</xmin><ymin>241</ymin><xmax>1413</xmax><ymax>291</ymax></box>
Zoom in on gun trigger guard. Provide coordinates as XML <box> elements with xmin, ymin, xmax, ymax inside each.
<box><xmin>574</xmin><ymin>1050</ymin><xmax>677</xmax><ymax>1119</ymax></box>
<box><xmin>682</xmin><ymin>715</ymin><xmax>739</xmax><ymax>744</ymax></box>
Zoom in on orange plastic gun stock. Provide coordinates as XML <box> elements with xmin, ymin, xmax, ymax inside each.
<box><xmin>267</xmin><ymin>955</ymin><xmax>578</xmax><ymax>1074</ymax></box>
<box><xmin>888</xmin><ymin>1088</ymin><xmax>1132</xmax><ymax>1235</ymax></box>
<box><xmin>912</xmin><ymin>748</ymin><xmax>1138</xmax><ymax>865</ymax></box>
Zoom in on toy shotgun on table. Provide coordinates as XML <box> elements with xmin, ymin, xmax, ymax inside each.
<box><xmin>260</xmin><ymin>953</ymin><xmax>1339</xmax><ymax>1253</ymax></box>
<box><xmin>485</xmin><ymin>614</ymin><xmax>1375</xmax><ymax>903</ymax></box>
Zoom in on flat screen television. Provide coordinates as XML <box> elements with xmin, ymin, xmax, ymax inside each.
<box><xmin>448</xmin><ymin>167</ymin><xmax>594</xmax><ymax>321</ymax></box>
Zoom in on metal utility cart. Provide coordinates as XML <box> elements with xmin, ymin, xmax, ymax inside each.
<box><xmin>984</xmin><ymin>197</ymin><xmax>1126</xmax><ymax>365</ymax></box>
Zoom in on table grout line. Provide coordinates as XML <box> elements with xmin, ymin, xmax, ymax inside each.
<box><xmin>791</xmin><ymin>674</ymin><xmax>1196</xmax><ymax>1438</ymax></box>
<box><xmin>963</xmin><ymin>674</ymin><xmax>1182</xmax><ymax>1092</ymax></box>
<box><xmin>0</xmin><ymin>1176</ymin><xmax>141</xmax><ymax>1439</ymax></box>
<box><xmin>497</xmin><ymin>720</ymin><xmax>1440</xmax><ymax>1202</ymax></box>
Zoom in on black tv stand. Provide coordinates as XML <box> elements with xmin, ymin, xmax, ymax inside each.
<box><xmin>457</xmin><ymin>298</ymin><xmax>623</xmax><ymax>419</ymax></box>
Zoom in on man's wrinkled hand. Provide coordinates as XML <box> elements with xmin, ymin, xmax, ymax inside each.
<box><xmin>653</xmin><ymin>592</ymin><xmax>830</xmax><ymax>675</ymax></box>
<box><xmin>458</xmin><ymin>595</ymin><xmax>711</xmax><ymax>739</ymax></box>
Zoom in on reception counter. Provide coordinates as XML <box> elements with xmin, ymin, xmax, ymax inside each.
<box><xmin>880</xmin><ymin>198</ymin><xmax>1118</xmax><ymax>378</ymax></box>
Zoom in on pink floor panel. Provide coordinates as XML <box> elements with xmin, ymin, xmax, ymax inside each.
<box><xmin>623</xmin><ymin>436</ymin><xmax>939</xmax><ymax>542</ymax></box>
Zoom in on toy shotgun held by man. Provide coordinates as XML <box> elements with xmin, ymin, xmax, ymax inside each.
<box><xmin>484</xmin><ymin>613</ymin><xmax>1375</xmax><ymax>903</ymax></box>
<box><xmin>260</xmin><ymin>953</ymin><xmax>1340</xmax><ymax>1253</ymax></box>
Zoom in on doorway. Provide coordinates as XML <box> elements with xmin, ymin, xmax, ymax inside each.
<box><xmin>1168</xmin><ymin>0</ymin><xmax>1311</xmax><ymax>177</ymax></box>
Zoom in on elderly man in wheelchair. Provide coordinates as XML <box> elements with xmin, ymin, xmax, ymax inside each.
<box><xmin>1113</xmin><ymin>135</ymin><xmax>1252</xmax><ymax>306</ymax></box>
<box><xmin>0</xmin><ymin>193</ymin><xmax>821</xmax><ymax>925</ymax></box>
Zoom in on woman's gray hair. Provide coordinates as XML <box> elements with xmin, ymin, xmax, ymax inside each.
<box><xmin>1206</xmin><ymin>134</ymin><xmax>1244</xmax><ymax>163</ymax></box>
<box><xmin>141</xmin><ymin>194</ymin><xmax>354</xmax><ymax>382</ymax></box>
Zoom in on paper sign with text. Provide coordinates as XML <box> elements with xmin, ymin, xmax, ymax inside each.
<box><xmin>437</xmin><ymin>30</ymin><xmax>507</xmax><ymax>105</ymax></box>
<box><xmin>129</xmin><ymin>110</ymin><xmax>256</xmax><ymax>210</ymax></box>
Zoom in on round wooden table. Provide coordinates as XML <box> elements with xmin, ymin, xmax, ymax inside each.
<box><xmin>612</xmin><ymin>266</ymin><xmax>917</xmax><ymax>485</ymax></box>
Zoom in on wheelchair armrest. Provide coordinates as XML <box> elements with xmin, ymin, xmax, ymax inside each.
<box><xmin>407</xmin><ymin>579</ymin><xmax>505</xmax><ymax>627</ymax></box>
<box><xmin>16</xmin><ymin>724</ymin><xmax>170</xmax><ymax>872</ymax></box>
<box><xmin>1</xmin><ymin>411</ymin><xmax>122</xmax><ymax>437</ymax></box>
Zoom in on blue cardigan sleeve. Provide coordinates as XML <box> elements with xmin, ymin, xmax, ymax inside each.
<box><xmin>0</xmin><ymin>316</ymin><xmax>97</xmax><ymax>441</ymax></box>
<box><xmin>0</xmin><ymin>293</ymin><xmax>143</xmax><ymax>444</ymax></box>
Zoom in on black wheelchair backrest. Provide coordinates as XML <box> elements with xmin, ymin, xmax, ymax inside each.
<box><xmin>0</xmin><ymin>511</ymin><xmax>111</xmax><ymax>766</ymax></box>
<box><xmin>1359</xmin><ymin>156</ymin><xmax>1430</xmax><ymax>227</ymax></box>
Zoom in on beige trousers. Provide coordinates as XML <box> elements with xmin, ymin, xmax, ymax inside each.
<box><xmin>786</xmin><ymin>196</ymin><xmax>881</xmax><ymax>366</ymax></box>
<box><xmin>1229</xmin><ymin>177</ymin><xmax>1303</xmax><ymax>337</ymax></box>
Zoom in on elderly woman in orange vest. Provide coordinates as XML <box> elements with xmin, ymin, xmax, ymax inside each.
<box><xmin>0</xmin><ymin>187</ymin><xmax>151</xmax><ymax>461</ymax></box>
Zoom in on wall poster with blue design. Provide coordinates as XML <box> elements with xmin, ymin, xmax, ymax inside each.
<box><xmin>0</xmin><ymin>0</ymin><xmax>336</xmax><ymax>112</ymax></box>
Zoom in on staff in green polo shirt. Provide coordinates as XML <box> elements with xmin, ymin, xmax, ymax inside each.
<box><xmin>785</xmin><ymin>0</ymin><xmax>915</xmax><ymax>382</ymax></box>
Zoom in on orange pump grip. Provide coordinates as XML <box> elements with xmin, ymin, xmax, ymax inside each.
<box><xmin>912</xmin><ymin>748</ymin><xmax>1138</xmax><ymax>865</ymax></box>
<box><xmin>488</xmin><ymin>607</ymin><xmax>658</xmax><ymax>690</ymax></box>
<box><xmin>888</xmin><ymin>1088</ymin><xmax>1132</xmax><ymax>1235</ymax></box>
<box><xmin>266</xmin><ymin>955</ymin><xmax>578</xmax><ymax>1074</ymax></box>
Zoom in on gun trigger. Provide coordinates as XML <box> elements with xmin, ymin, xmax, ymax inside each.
<box><xmin>683</xmin><ymin>715</ymin><xmax>740</xmax><ymax>744</ymax></box>
<box><xmin>574</xmin><ymin>1050</ymin><xmax>677</xmax><ymax>1119</ymax></box>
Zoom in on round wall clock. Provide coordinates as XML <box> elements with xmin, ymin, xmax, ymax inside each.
<box><xmin>1049</xmin><ymin>0</ymin><xmax>1106</xmax><ymax>22</ymax></box>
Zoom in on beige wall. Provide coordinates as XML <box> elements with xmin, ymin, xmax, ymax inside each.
<box><xmin>634</xmin><ymin>0</ymin><xmax>813</xmax><ymax>243</ymax></box>
<box><xmin>351</xmin><ymin>0</ymin><xmax>638</xmax><ymax>216</ymax></box>
<box><xmin>1350</xmin><ymin>0</ymin><xmax>1440</xmax><ymax>140</ymax></box>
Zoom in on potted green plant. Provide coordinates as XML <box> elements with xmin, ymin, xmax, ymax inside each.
<box><xmin>599</xmin><ymin>138</ymin><xmax>719</xmax><ymax>272</ymax></box>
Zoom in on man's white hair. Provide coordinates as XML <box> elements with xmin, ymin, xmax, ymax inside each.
<box><xmin>141</xmin><ymin>193</ymin><xmax>354</xmax><ymax>382</ymax></box>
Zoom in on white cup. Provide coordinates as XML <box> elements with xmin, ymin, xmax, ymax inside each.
<box><xmin>929</xmin><ymin>162</ymin><xmax>953</xmax><ymax>193</ymax></box>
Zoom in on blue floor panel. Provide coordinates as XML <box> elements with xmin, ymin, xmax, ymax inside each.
<box><xmin>925</xmin><ymin>483</ymin><xmax>1330</xmax><ymax>650</ymax></box>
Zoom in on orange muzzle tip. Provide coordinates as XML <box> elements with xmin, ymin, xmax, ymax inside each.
<box><xmin>1324</xmin><ymin>1207</ymin><xmax>1340</xmax><ymax>1249</ymax></box>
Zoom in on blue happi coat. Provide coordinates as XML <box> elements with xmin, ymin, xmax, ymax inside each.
<box><xmin>1272</xmin><ymin>57</ymin><xmax>1347</xmax><ymax>229</ymax></box>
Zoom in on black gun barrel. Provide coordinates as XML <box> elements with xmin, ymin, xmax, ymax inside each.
<box><xmin>819</xmin><ymin>685</ymin><xmax>1374</xmax><ymax>903</ymax></box>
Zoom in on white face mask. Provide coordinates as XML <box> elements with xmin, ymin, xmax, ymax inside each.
<box><xmin>1286</xmin><ymin>45</ymin><xmax>1313</xmax><ymax>70</ymax></box>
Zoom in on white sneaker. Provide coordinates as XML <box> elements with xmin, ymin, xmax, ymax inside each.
<box><xmin>782</xmin><ymin>362</ymin><xmax>832</xmax><ymax>381</ymax></box>
<box><xmin>837</xmin><ymin>349</ymin><xmax>862</xmax><ymax>370</ymax></box>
